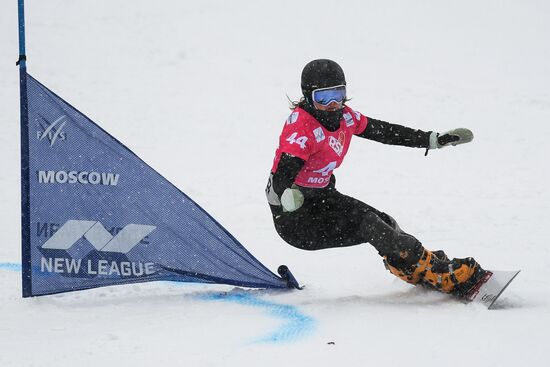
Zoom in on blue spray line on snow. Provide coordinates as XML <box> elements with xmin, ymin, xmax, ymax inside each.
<box><xmin>198</xmin><ymin>292</ymin><xmax>316</xmax><ymax>344</ymax></box>
<box><xmin>0</xmin><ymin>262</ymin><xmax>313</xmax><ymax>343</ymax></box>
<box><xmin>0</xmin><ymin>263</ymin><xmax>22</xmax><ymax>272</ymax></box>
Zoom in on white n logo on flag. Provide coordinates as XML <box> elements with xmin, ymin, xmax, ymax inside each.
<box><xmin>41</xmin><ymin>220</ymin><xmax>156</xmax><ymax>254</ymax></box>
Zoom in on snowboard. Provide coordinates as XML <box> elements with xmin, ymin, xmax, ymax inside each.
<box><xmin>464</xmin><ymin>270</ymin><xmax>520</xmax><ymax>309</ymax></box>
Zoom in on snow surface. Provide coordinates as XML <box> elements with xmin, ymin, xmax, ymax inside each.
<box><xmin>1</xmin><ymin>1</ymin><xmax>549</xmax><ymax>366</ymax></box>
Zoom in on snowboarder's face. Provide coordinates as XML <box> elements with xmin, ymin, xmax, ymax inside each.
<box><xmin>313</xmin><ymin>100</ymin><xmax>343</xmax><ymax>111</ymax></box>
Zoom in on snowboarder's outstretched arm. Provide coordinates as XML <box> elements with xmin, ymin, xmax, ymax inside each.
<box><xmin>358</xmin><ymin>117</ymin><xmax>474</xmax><ymax>151</ymax></box>
<box><xmin>357</xmin><ymin>117</ymin><xmax>432</xmax><ymax>148</ymax></box>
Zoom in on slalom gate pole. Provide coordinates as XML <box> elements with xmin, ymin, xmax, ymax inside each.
<box><xmin>17</xmin><ymin>0</ymin><xmax>26</xmax><ymax>68</ymax></box>
<box><xmin>18</xmin><ymin>0</ymin><xmax>32</xmax><ymax>297</ymax></box>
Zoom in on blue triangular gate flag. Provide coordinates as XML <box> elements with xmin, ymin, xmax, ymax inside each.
<box><xmin>21</xmin><ymin>72</ymin><xmax>298</xmax><ymax>297</ymax></box>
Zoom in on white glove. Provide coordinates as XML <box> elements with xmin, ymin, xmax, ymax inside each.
<box><xmin>429</xmin><ymin>128</ymin><xmax>474</xmax><ymax>150</ymax></box>
<box><xmin>280</xmin><ymin>187</ymin><xmax>304</xmax><ymax>212</ymax></box>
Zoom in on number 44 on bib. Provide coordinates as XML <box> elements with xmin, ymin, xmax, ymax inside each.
<box><xmin>286</xmin><ymin>132</ymin><xmax>308</xmax><ymax>150</ymax></box>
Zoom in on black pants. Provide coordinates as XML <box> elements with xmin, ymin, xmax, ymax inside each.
<box><xmin>270</xmin><ymin>183</ymin><xmax>423</xmax><ymax>264</ymax></box>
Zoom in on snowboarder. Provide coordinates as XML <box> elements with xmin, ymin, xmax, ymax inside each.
<box><xmin>265</xmin><ymin>59</ymin><xmax>485</xmax><ymax>297</ymax></box>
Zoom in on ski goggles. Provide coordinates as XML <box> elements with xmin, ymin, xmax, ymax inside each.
<box><xmin>311</xmin><ymin>85</ymin><xmax>346</xmax><ymax>106</ymax></box>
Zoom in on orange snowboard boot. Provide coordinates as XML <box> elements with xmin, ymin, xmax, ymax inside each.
<box><xmin>384</xmin><ymin>248</ymin><xmax>485</xmax><ymax>296</ymax></box>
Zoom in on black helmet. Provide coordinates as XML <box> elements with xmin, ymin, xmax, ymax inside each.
<box><xmin>300</xmin><ymin>59</ymin><xmax>346</xmax><ymax>131</ymax></box>
<box><xmin>301</xmin><ymin>59</ymin><xmax>346</xmax><ymax>102</ymax></box>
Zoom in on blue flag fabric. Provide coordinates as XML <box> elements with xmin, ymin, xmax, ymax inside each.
<box><xmin>21</xmin><ymin>73</ymin><xmax>297</xmax><ymax>297</ymax></box>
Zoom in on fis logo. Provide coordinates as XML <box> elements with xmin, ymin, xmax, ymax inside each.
<box><xmin>36</xmin><ymin>115</ymin><xmax>68</xmax><ymax>146</ymax></box>
<box><xmin>343</xmin><ymin>112</ymin><xmax>354</xmax><ymax>127</ymax></box>
<box><xmin>313</xmin><ymin>127</ymin><xmax>325</xmax><ymax>142</ymax></box>
<box><xmin>286</xmin><ymin>111</ymin><xmax>299</xmax><ymax>125</ymax></box>
<box><xmin>41</xmin><ymin>220</ymin><xmax>156</xmax><ymax>254</ymax></box>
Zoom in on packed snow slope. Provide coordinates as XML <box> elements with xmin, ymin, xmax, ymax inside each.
<box><xmin>1</xmin><ymin>1</ymin><xmax>549</xmax><ymax>366</ymax></box>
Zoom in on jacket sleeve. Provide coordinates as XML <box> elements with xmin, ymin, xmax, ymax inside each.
<box><xmin>357</xmin><ymin>116</ymin><xmax>432</xmax><ymax>148</ymax></box>
<box><xmin>271</xmin><ymin>153</ymin><xmax>305</xmax><ymax>197</ymax></box>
